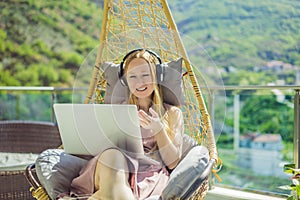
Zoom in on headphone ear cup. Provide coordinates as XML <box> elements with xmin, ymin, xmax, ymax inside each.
<box><xmin>120</xmin><ymin>76</ymin><xmax>127</xmax><ymax>86</ymax></box>
<box><xmin>156</xmin><ymin>64</ymin><xmax>165</xmax><ymax>83</ymax></box>
<box><xmin>119</xmin><ymin>61</ymin><xmax>127</xmax><ymax>86</ymax></box>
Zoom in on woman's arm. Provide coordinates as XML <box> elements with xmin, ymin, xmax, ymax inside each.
<box><xmin>138</xmin><ymin>106</ymin><xmax>184</xmax><ymax>169</ymax></box>
<box><xmin>154</xmin><ymin>106</ymin><xmax>183</xmax><ymax>169</ymax></box>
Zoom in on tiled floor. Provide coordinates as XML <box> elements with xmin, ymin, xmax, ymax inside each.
<box><xmin>204</xmin><ymin>187</ymin><xmax>287</xmax><ymax>200</ymax></box>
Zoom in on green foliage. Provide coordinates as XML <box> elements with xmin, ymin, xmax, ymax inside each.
<box><xmin>32</xmin><ymin>40</ymin><xmax>54</xmax><ymax>57</ymax></box>
<box><xmin>279</xmin><ymin>164</ymin><xmax>300</xmax><ymax>200</ymax></box>
<box><xmin>240</xmin><ymin>93</ymin><xmax>294</xmax><ymax>141</ymax></box>
<box><xmin>217</xmin><ymin>134</ymin><xmax>233</xmax><ymax>149</ymax></box>
<box><xmin>0</xmin><ymin>70</ymin><xmax>20</xmax><ymax>86</ymax></box>
<box><xmin>222</xmin><ymin>70</ymin><xmax>276</xmax><ymax>86</ymax></box>
<box><xmin>57</xmin><ymin>69</ymin><xmax>73</xmax><ymax>85</ymax></box>
<box><xmin>1</xmin><ymin>0</ymin><xmax>299</xmax><ymax>87</ymax></box>
<box><xmin>15</xmin><ymin>68</ymin><xmax>40</xmax><ymax>86</ymax></box>
<box><xmin>36</xmin><ymin>65</ymin><xmax>60</xmax><ymax>85</ymax></box>
<box><xmin>218</xmin><ymin>148</ymin><xmax>290</xmax><ymax>194</ymax></box>
<box><xmin>170</xmin><ymin>0</ymin><xmax>300</xmax><ymax>84</ymax></box>
<box><xmin>0</xmin><ymin>0</ymin><xmax>100</xmax><ymax>86</ymax></box>
<box><xmin>59</xmin><ymin>52</ymin><xmax>83</xmax><ymax>70</ymax></box>
<box><xmin>282</xmin><ymin>142</ymin><xmax>294</xmax><ymax>162</ymax></box>
<box><xmin>0</xmin><ymin>93</ymin><xmax>53</xmax><ymax>121</ymax></box>
<box><xmin>0</xmin><ymin>29</ymin><xmax>7</xmax><ymax>53</ymax></box>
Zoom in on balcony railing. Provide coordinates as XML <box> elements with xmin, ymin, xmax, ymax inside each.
<box><xmin>1</xmin><ymin>85</ymin><xmax>299</xmax><ymax>199</ymax></box>
<box><xmin>206</xmin><ymin>85</ymin><xmax>299</xmax><ymax>161</ymax></box>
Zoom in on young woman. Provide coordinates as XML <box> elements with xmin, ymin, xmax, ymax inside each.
<box><xmin>69</xmin><ymin>49</ymin><xmax>184</xmax><ymax>200</ymax></box>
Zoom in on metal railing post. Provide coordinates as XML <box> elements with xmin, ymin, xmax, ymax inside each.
<box><xmin>294</xmin><ymin>89</ymin><xmax>300</xmax><ymax>168</ymax></box>
<box><xmin>208</xmin><ymin>89</ymin><xmax>215</xmax><ymax>127</ymax></box>
<box><xmin>51</xmin><ymin>90</ymin><xmax>56</xmax><ymax>123</ymax></box>
<box><xmin>234</xmin><ymin>94</ymin><xmax>240</xmax><ymax>152</ymax></box>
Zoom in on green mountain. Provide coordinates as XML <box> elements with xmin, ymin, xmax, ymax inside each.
<box><xmin>1</xmin><ymin>0</ymin><xmax>299</xmax><ymax>86</ymax></box>
<box><xmin>170</xmin><ymin>0</ymin><xmax>300</xmax><ymax>65</ymax></box>
<box><xmin>0</xmin><ymin>0</ymin><xmax>102</xmax><ymax>87</ymax></box>
<box><xmin>169</xmin><ymin>0</ymin><xmax>300</xmax><ymax>85</ymax></box>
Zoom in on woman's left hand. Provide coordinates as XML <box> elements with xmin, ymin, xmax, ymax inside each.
<box><xmin>138</xmin><ymin>107</ymin><xmax>163</xmax><ymax>134</ymax></box>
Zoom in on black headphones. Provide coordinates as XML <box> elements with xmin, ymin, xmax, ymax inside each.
<box><xmin>119</xmin><ymin>48</ymin><xmax>165</xmax><ymax>86</ymax></box>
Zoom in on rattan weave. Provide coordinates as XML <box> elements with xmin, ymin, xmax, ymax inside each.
<box><xmin>0</xmin><ymin>121</ymin><xmax>61</xmax><ymax>200</ymax></box>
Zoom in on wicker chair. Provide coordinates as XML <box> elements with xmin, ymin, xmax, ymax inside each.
<box><xmin>26</xmin><ymin>0</ymin><xmax>221</xmax><ymax>199</ymax></box>
<box><xmin>83</xmin><ymin>0</ymin><xmax>221</xmax><ymax>199</ymax></box>
<box><xmin>0</xmin><ymin>120</ymin><xmax>61</xmax><ymax>200</ymax></box>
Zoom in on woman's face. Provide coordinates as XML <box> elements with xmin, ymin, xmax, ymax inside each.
<box><xmin>126</xmin><ymin>58</ymin><xmax>154</xmax><ymax>99</ymax></box>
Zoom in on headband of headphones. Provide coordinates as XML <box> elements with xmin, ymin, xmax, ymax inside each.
<box><xmin>119</xmin><ymin>48</ymin><xmax>165</xmax><ymax>86</ymax></box>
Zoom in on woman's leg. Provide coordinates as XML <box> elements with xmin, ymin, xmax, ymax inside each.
<box><xmin>88</xmin><ymin>149</ymin><xmax>135</xmax><ymax>200</ymax></box>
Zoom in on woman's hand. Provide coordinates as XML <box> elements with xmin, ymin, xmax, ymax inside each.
<box><xmin>138</xmin><ymin>107</ymin><xmax>163</xmax><ymax>134</ymax></box>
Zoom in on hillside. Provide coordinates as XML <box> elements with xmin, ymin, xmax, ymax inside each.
<box><xmin>170</xmin><ymin>0</ymin><xmax>300</xmax><ymax>66</ymax></box>
<box><xmin>0</xmin><ymin>0</ymin><xmax>102</xmax><ymax>87</ymax></box>
<box><xmin>169</xmin><ymin>0</ymin><xmax>300</xmax><ymax>85</ymax></box>
<box><xmin>1</xmin><ymin>0</ymin><xmax>300</xmax><ymax>86</ymax></box>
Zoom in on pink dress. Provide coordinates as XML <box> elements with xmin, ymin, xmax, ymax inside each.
<box><xmin>68</xmin><ymin>104</ymin><xmax>183</xmax><ymax>200</ymax></box>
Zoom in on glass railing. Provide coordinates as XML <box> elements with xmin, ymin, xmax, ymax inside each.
<box><xmin>0</xmin><ymin>85</ymin><xmax>299</xmax><ymax>198</ymax></box>
<box><xmin>0</xmin><ymin>86</ymin><xmax>87</xmax><ymax>122</ymax></box>
<box><xmin>207</xmin><ymin>85</ymin><xmax>299</xmax><ymax>198</ymax></box>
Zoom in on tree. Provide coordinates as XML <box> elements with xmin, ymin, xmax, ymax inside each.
<box><xmin>239</xmin><ymin>93</ymin><xmax>293</xmax><ymax>141</ymax></box>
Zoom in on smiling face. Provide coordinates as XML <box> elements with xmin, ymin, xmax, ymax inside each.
<box><xmin>126</xmin><ymin>58</ymin><xmax>155</xmax><ymax>100</ymax></box>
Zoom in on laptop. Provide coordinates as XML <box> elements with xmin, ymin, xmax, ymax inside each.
<box><xmin>53</xmin><ymin>103</ymin><xmax>145</xmax><ymax>158</ymax></box>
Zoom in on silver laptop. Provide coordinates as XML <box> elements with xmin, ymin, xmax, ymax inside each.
<box><xmin>53</xmin><ymin>103</ymin><xmax>144</xmax><ymax>158</ymax></box>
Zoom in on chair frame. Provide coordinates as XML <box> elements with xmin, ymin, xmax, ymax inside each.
<box><xmin>85</xmin><ymin>0</ymin><xmax>218</xmax><ymax>164</ymax></box>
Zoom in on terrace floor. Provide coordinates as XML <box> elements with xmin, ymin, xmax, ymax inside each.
<box><xmin>204</xmin><ymin>186</ymin><xmax>287</xmax><ymax>200</ymax></box>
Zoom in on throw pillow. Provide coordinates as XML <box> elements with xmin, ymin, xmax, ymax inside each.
<box><xmin>161</xmin><ymin>145</ymin><xmax>209</xmax><ymax>199</ymax></box>
<box><xmin>35</xmin><ymin>149</ymin><xmax>88</xmax><ymax>199</ymax></box>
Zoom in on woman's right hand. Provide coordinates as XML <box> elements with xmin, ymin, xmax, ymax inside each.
<box><xmin>138</xmin><ymin>108</ymin><xmax>164</xmax><ymax>134</ymax></box>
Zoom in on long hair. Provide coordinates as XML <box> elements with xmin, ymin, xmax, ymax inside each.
<box><xmin>123</xmin><ymin>49</ymin><xmax>173</xmax><ymax>138</ymax></box>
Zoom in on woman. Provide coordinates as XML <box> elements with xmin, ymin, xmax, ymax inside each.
<box><xmin>69</xmin><ymin>49</ymin><xmax>184</xmax><ymax>200</ymax></box>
